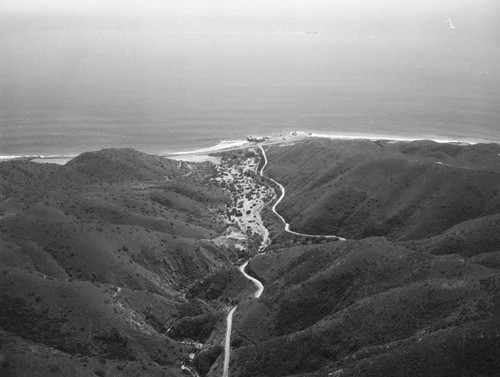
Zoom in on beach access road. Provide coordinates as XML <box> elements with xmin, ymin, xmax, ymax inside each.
<box><xmin>258</xmin><ymin>146</ymin><xmax>346</xmax><ymax>241</ymax></box>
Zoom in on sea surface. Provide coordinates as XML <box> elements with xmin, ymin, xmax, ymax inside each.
<box><xmin>1</xmin><ymin>8</ymin><xmax>500</xmax><ymax>159</ymax></box>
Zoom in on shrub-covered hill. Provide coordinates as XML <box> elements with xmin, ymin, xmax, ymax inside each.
<box><xmin>0</xmin><ymin>149</ymin><xmax>234</xmax><ymax>376</ymax></box>
<box><xmin>62</xmin><ymin>148</ymin><xmax>184</xmax><ymax>183</ymax></box>
<box><xmin>264</xmin><ymin>139</ymin><xmax>500</xmax><ymax>242</ymax></box>
<box><xmin>224</xmin><ymin>237</ymin><xmax>500</xmax><ymax>377</ymax></box>
<box><xmin>405</xmin><ymin>213</ymin><xmax>500</xmax><ymax>257</ymax></box>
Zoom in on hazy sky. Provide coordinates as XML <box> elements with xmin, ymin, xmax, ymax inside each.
<box><xmin>0</xmin><ymin>0</ymin><xmax>498</xmax><ymax>43</ymax></box>
<box><xmin>0</xmin><ymin>0</ymin><xmax>492</xmax><ymax>18</ymax></box>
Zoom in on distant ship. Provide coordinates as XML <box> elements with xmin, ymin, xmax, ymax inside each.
<box><xmin>305</xmin><ymin>31</ymin><xmax>318</xmax><ymax>35</ymax></box>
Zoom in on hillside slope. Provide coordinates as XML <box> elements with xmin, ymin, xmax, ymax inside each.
<box><xmin>264</xmin><ymin>139</ymin><xmax>500</xmax><ymax>242</ymax></box>
<box><xmin>0</xmin><ymin>149</ymin><xmax>233</xmax><ymax>376</ymax></box>
<box><xmin>212</xmin><ymin>139</ymin><xmax>500</xmax><ymax>377</ymax></box>
<box><xmin>226</xmin><ymin>238</ymin><xmax>500</xmax><ymax>377</ymax></box>
<box><xmin>3</xmin><ymin>142</ymin><xmax>499</xmax><ymax>377</ymax></box>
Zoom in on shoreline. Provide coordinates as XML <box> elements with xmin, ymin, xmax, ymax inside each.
<box><xmin>2</xmin><ymin>131</ymin><xmax>497</xmax><ymax>165</ymax></box>
<box><xmin>161</xmin><ymin>131</ymin><xmax>488</xmax><ymax>162</ymax></box>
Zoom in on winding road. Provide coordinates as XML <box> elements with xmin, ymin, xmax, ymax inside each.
<box><xmin>221</xmin><ymin>145</ymin><xmax>346</xmax><ymax>377</ymax></box>
<box><xmin>238</xmin><ymin>261</ymin><xmax>264</xmax><ymax>299</ymax></box>
<box><xmin>221</xmin><ymin>261</ymin><xmax>264</xmax><ymax>377</ymax></box>
<box><xmin>258</xmin><ymin>146</ymin><xmax>346</xmax><ymax>241</ymax></box>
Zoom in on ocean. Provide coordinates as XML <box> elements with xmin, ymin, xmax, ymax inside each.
<box><xmin>1</xmin><ymin>8</ymin><xmax>500</xmax><ymax>160</ymax></box>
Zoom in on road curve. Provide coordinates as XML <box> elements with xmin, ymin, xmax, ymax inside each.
<box><xmin>239</xmin><ymin>261</ymin><xmax>264</xmax><ymax>298</ymax></box>
<box><xmin>222</xmin><ymin>146</ymin><xmax>345</xmax><ymax>377</ymax></box>
<box><xmin>222</xmin><ymin>260</ymin><xmax>264</xmax><ymax>377</ymax></box>
<box><xmin>258</xmin><ymin>146</ymin><xmax>346</xmax><ymax>241</ymax></box>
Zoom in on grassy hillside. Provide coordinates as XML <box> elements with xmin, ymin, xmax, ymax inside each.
<box><xmin>405</xmin><ymin>214</ymin><xmax>500</xmax><ymax>257</ymax></box>
<box><xmin>0</xmin><ymin>149</ymin><xmax>234</xmax><ymax>376</ymax></box>
<box><xmin>3</xmin><ymin>142</ymin><xmax>499</xmax><ymax>377</ymax></box>
<box><xmin>264</xmin><ymin>139</ymin><xmax>500</xmax><ymax>242</ymax></box>
<box><xmin>225</xmin><ymin>237</ymin><xmax>500</xmax><ymax>377</ymax></box>
<box><xmin>223</xmin><ymin>139</ymin><xmax>499</xmax><ymax>377</ymax></box>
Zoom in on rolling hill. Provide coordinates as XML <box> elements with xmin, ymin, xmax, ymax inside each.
<box><xmin>2</xmin><ymin>140</ymin><xmax>500</xmax><ymax>377</ymax></box>
<box><xmin>0</xmin><ymin>149</ymin><xmax>235</xmax><ymax>376</ymax></box>
<box><xmin>210</xmin><ymin>138</ymin><xmax>500</xmax><ymax>377</ymax></box>
<box><xmin>226</xmin><ymin>237</ymin><xmax>500</xmax><ymax>377</ymax></box>
<box><xmin>263</xmin><ymin>139</ymin><xmax>500</xmax><ymax>242</ymax></box>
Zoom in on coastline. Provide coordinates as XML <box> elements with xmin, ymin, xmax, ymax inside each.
<box><xmin>161</xmin><ymin>131</ymin><xmax>489</xmax><ymax>163</ymax></box>
<box><xmin>0</xmin><ymin>154</ymin><xmax>78</xmax><ymax>165</ymax></box>
<box><xmin>2</xmin><ymin>131</ymin><xmax>497</xmax><ymax>165</ymax></box>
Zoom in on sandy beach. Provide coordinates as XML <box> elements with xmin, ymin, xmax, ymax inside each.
<box><xmin>162</xmin><ymin>130</ymin><xmax>482</xmax><ymax>164</ymax></box>
<box><xmin>7</xmin><ymin>130</ymin><xmax>487</xmax><ymax>168</ymax></box>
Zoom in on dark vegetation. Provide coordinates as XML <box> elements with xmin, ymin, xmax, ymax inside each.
<box><xmin>264</xmin><ymin>139</ymin><xmax>500</xmax><ymax>241</ymax></box>
<box><xmin>187</xmin><ymin>268</ymin><xmax>249</xmax><ymax>302</ymax></box>
<box><xmin>222</xmin><ymin>139</ymin><xmax>500</xmax><ymax>377</ymax></box>
<box><xmin>2</xmin><ymin>140</ymin><xmax>500</xmax><ymax>377</ymax></box>
<box><xmin>169</xmin><ymin>312</ymin><xmax>224</xmax><ymax>343</ymax></box>
<box><xmin>0</xmin><ymin>148</ymin><xmax>235</xmax><ymax>377</ymax></box>
<box><xmin>193</xmin><ymin>345</ymin><xmax>223</xmax><ymax>377</ymax></box>
<box><xmin>229</xmin><ymin>237</ymin><xmax>500</xmax><ymax>377</ymax></box>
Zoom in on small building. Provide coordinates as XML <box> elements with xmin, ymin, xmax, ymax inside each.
<box><xmin>246</xmin><ymin>136</ymin><xmax>266</xmax><ymax>143</ymax></box>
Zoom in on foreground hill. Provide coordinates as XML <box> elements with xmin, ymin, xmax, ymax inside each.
<box><xmin>0</xmin><ymin>149</ymin><xmax>234</xmax><ymax>376</ymax></box>
<box><xmin>225</xmin><ymin>237</ymin><xmax>500</xmax><ymax>377</ymax></box>
<box><xmin>2</xmin><ymin>141</ymin><xmax>499</xmax><ymax>377</ymax></box>
<box><xmin>264</xmin><ymin>139</ymin><xmax>500</xmax><ymax>242</ymax></box>
<box><xmin>201</xmin><ymin>139</ymin><xmax>500</xmax><ymax>377</ymax></box>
